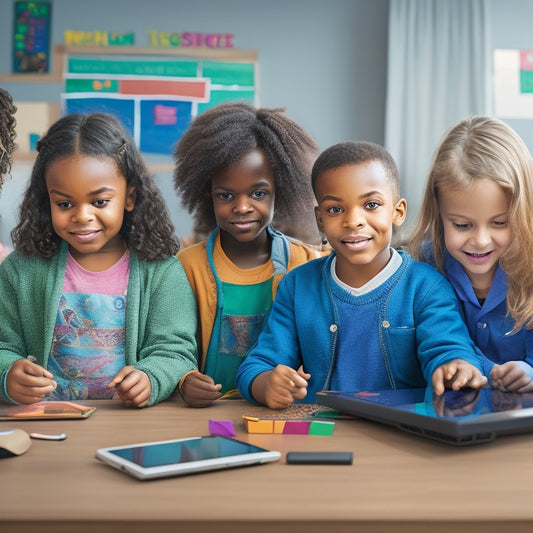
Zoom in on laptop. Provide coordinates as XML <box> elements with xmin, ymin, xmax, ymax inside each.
<box><xmin>316</xmin><ymin>387</ymin><xmax>533</xmax><ymax>446</ymax></box>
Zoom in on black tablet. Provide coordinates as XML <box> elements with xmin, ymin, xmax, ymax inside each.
<box><xmin>317</xmin><ymin>387</ymin><xmax>533</xmax><ymax>446</ymax></box>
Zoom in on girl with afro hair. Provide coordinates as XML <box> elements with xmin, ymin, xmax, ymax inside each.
<box><xmin>174</xmin><ymin>102</ymin><xmax>328</xmax><ymax>407</ymax></box>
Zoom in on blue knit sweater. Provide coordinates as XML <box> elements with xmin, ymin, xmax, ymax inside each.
<box><xmin>236</xmin><ymin>250</ymin><xmax>487</xmax><ymax>403</ymax></box>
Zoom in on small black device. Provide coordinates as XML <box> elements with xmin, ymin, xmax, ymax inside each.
<box><xmin>286</xmin><ymin>451</ymin><xmax>353</xmax><ymax>465</ymax></box>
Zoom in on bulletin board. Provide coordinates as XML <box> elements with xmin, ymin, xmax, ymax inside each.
<box><xmin>494</xmin><ymin>49</ymin><xmax>533</xmax><ymax>119</ymax></box>
<box><xmin>60</xmin><ymin>46</ymin><xmax>258</xmax><ymax>155</ymax></box>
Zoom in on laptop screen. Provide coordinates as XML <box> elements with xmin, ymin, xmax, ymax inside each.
<box><xmin>316</xmin><ymin>387</ymin><xmax>533</xmax><ymax>445</ymax></box>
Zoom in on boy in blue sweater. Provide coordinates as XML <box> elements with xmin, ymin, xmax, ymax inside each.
<box><xmin>236</xmin><ymin>141</ymin><xmax>488</xmax><ymax>408</ymax></box>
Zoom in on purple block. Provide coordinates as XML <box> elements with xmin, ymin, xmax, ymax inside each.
<box><xmin>208</xmin><ymin>419</ymin><xmax>236</xmax><ymax>437</ymax></box>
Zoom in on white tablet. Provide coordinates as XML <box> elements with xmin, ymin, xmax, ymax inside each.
<box><xmin>96</xmin><ymin>435</ymin><xmax>281</xmax><ymax>480</ymax></box>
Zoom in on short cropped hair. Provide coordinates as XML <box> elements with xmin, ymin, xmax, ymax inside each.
<box><xmin>311</xmin><ymin>141</ymin><xmax>401</xmax><ymax>200</ymax></box>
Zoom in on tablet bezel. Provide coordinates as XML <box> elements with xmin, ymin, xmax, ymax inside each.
<box><xmin>96</xmin><ymin>435</ymin><xmax>281</xmax><ymax>480</ymax></box>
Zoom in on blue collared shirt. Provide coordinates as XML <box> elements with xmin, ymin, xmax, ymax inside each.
<box><xmin>444</xmin><ymin>253</ymin><xmax>533</xmax><ymax>367</ymax></box>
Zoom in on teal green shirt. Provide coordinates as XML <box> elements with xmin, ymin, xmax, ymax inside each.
<box><xmin>204</xmin><ymin>278</ymin><xmax>273</xmax><ymax>393</ymax></box>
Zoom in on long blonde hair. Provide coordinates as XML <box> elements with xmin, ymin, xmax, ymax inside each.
<box><xmin>410</xmin><ymin>116</ymin><xmax>533</xmax><ymax>330</ymax></box>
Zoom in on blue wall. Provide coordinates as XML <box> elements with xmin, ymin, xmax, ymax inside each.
<box><xmin>3</xmin><ymin>0</ymin><xmax>533</xmax><ymax>245</ymax></box>
<box><xmin>0</xmin><ymin>0</ymin><xmax>390</xmax><ymax>243</ymax></box>
<box><xmin>0</xmin><ymin>0</ymin><xmax>390</xmax><ymax>149</ymax></box>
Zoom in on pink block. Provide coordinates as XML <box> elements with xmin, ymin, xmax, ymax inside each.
<box><xmin>282</xmin><ymin>421</ymin><xmax>311</xmax><ymax>434</ymax></box>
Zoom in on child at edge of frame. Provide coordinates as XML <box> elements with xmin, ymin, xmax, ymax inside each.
<box><xmin>410</xmin><ymin>115</ymin><xmax>533</xmax><ymax>393</ymax></box>
<box><xmin>0</xmin><ymin>88</ymin><xmax>17</xmax><ymax>264</ymax></box>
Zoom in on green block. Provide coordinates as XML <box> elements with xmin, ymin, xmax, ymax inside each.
<box><xmin>309</xmin><ymin>421</ymin><xmax>335</xmax><ymax>436</ymax></box>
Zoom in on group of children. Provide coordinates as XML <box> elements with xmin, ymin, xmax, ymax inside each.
<box><xmin>1</xmin><ymin>87</ymin><xmax>533</xmax><ymax>410</ymax></box>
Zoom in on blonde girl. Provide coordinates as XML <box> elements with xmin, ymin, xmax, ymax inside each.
<box><xmin>410</xmin><ymin>116</ymin><xmax>533</xmax><ymax>392</ymax></box>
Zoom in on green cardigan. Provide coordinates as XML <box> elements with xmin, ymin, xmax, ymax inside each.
<box><xmin>0</xmin><ymin>242</ymin><xmax>198</xmax><ymax>406</ymax></box>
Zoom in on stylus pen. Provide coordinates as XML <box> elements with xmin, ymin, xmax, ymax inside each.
<box><xmin>29</xmin><ymin>433</ymin><xmax>67</xmax><ymax>441</ymax></box>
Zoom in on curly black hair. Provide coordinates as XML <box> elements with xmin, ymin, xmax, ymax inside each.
<box><xmin>0</xmin><ymin>88</ymin><xmax>17</xmax><ymax>184</ymax></box>
<box><xmin>173</xmin><ymin>102</ymin><xmax>320</xmax><ymax>244</ymax></box>
<box><xmin>11</xmin><ymin>113</ymin><xmax>179</xmax><ymax>259</ymax></box>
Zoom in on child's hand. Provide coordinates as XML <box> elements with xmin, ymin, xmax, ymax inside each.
<box><xmin>431</xmin><ymin>359</ymin><xmax>488</xmax><ymax>395</ymax></box>
<box><xmin>181</xmin><ymin>371</ymin><xmax>223</xmax><ymax>407</ymax></box>
<box><xmin>6</xmin><ymin>358</ymin><xmax>56</xmax><ymax>404</ymax></box>
<box><xmin>490</xmin><ymin>361</ymin><xmax>533</xmax><ymax>392</ymax></box>
<box><xmin>108</xmin><ymin>366</ymin><xmax>151</xmax><ymax>408</ymax></box>
<box><xmin>264</xmin><ymin>364</ymin><xmax>311</xmax><ymax>409</ymax></box>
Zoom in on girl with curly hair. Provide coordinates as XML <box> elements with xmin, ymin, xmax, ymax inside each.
<box><xmin>0</xmin><ymin>113</ymin><xmax>197</xmax><ymax>407</ymax></box>
<box><xmin>0</xmin><ymin>88</ymin><xmax>17</xmax><ymax>263</ymax></box>
<box><xmin>174</xmin><ymin>102</ymin><xmax>328</xmax><ymax>407</ymax></box>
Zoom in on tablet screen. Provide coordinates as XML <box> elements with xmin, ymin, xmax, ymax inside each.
<box><xmin>323</xmin><ymin>388</ymin><xmax>533</xmax><ymax>419</ymax></box>
<box><xmin>108</xmin><ymin>436</ymin><xmax>272</xmax><ymax>468</ymax></box>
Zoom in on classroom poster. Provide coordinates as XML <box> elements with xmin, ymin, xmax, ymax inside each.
<box><xmin>62</xmin><ymin>54</ymin><xmax>257</xmax><ymax>155</ymax></box>
<box><xmin>494</xmin><ymin>49</ymin><xmax>533</xmax><ymax>119</ymax></box>
<box><xmin>13</xmin><ymin>1</ymin><xmax>52</xmax><ymax>73</ymax></box>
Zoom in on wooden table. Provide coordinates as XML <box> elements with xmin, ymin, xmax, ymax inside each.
<box><xmin>2</xmin><ymin>397</ymin><xmax>533</xmax><ymax>533</ymax></box>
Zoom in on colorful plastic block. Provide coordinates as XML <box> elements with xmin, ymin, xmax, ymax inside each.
<box><xmin>208</xmin><ymin>419</ymin><xmax>236</xmax><ymax>437</ymax></box>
